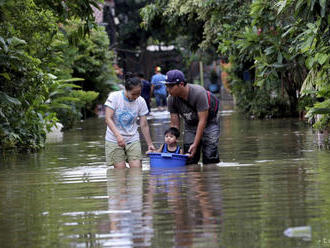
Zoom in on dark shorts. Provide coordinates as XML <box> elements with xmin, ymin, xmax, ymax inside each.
<box><xmin>183</xmin><ymin>121</ymin><xmax>220</xmax><ymax>165</ymax></box>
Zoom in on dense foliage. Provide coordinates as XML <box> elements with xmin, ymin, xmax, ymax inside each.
<box><xmin>141</xmin><ymin>0</ymin><xmax>329</xmax><ymax>130</ymax></box>
<box><xmin>0</xmin><ymin>0</ymin><xmax>118</xmax><ymax>151</ymax></box>
<box><xmin>115</xmin><ymin>0</ymin><xmax>152</xmax><ymax>50</ymax></box>
<box><xmin>64</xmin><ymin>21</ymin><xmax>119</xmax><ymax>120</ymax></box>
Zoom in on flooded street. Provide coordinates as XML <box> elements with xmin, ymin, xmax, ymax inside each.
<box><xmin>0</xmin><ymin>107</ymin><xmax>330</xmax><ymax>248</ymax></box>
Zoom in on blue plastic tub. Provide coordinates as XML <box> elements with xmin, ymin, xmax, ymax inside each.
<box><xmin>148</xmin><ymin>152</ymin><xmax>189</xmax><ymax>168</ymax></box>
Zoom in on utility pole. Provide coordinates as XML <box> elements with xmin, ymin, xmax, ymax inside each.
<box><xmin>199</xmin><ymin>61</ymin><xmax>204</xmax><ymax>86</ymax></box>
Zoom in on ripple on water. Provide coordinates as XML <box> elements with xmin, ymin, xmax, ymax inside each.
<box><xmin>1</xmin><ymin>115</ymin><xmax>329</xmax><ymax>248</ymax></box>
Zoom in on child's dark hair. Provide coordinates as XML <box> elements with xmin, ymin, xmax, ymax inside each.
<box><xmin>164</xmin><ymin>127</ymin><xmax>180</xmax><ymax>138</ymax></box>
<box><xmin>124</xmin><ymin>72</ymin><xmax>142</xmax><ymax>91</ymax></box>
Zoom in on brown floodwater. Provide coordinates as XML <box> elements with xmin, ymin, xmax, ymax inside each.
<box><xmin>0</xmin><ymin>106</ymin><xmax>329</xmax><ymax>248</ymax></box>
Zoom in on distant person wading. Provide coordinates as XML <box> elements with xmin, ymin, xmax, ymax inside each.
<box><xmin>151</xmin><ymin>66</ymin><xmax>167</xmax><ymax>111</ymax></box>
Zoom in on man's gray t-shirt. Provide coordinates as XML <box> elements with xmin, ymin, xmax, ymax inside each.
<box><xmin>168</xmin><ymin>84</ymin><xmax>209</xmax><ymax>128</ymax></box>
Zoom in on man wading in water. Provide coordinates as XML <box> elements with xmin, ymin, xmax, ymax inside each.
<box><xmin>164</xmin><ymin>69</ymin><xmax>220</xmax><ymax>165</ymax></box>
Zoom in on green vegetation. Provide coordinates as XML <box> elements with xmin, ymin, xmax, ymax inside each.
<box><xmin>141</xmin><ymin>0</ymin><xmax>329</xmax><ymax>130</ymax></box>
<box><xmin>0</xmin><ymin>0</ymin><xmax>118</xmax><ymax>151</ymax></box>
<box><xmin>1</xmin><ymin>0</ymin><xmax>328</xmax><ymax>151</ymax></box>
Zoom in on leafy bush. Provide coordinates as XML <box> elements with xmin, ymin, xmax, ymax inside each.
<box><xmin>140</xmin><ymin>0</ymin><xmax>329</xmax><ymax>131</ymax></box>
<box><xmin>60</xmin><ymin>21</ymin><xmax>119</xmax><ymax>117</ymax></box>
<box><xmin>0</xmin><ymin>0</ymin><xmax>119</xmax><ymax>151</ymax></box>
<box><xmin>0</xmin><ymin>36</ymin><xmax>58</xmax><ymax>151</ymax></box>
<box><xmin>56</xmin><ymin>90</ymin><xmax>99</xmax><ymax>129</ymax></box>
<box><xmin>0</xmin><ymin>35</ymin><xmax>103</xmax><ymax>149</ymax></box>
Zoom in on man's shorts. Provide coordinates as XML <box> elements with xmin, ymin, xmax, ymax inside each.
<box><xmin>105</xmin><ymin>141</ymin><xmax>142</xmax><ymax>166</ymax></box>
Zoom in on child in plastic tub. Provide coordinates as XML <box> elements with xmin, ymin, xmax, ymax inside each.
<box><xmin>154</xmin><ymin>127</ymin><xmax>183</xmax><ymax>154</ymax></box>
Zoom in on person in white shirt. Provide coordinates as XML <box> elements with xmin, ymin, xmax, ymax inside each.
<box><xmin>104</xmin><ymin>75</ymin><xmax>156</xmax><ymax>168</ymax></box>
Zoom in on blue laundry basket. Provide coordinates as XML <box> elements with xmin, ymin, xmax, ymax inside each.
<box><xmin>148</xmin><ymin>152</ymin><xmax>189</xmax><ymax>168</ymax></box>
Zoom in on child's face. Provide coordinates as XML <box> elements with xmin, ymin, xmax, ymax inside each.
<box><xmin>165</xmin><ymin>133</ymin><xmax>177</xmax><ymax>145</ymax></box>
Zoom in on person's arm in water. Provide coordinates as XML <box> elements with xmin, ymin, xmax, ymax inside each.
<box><xmin>105</xmin><ymin>107</ymin><xmax>125</xmax><ymax>147</ymax></box>
<box><xmin>140</xmin><ymin>115</ymin><xmax>156</xmax><ymax>152</ymax></box>
<box><xmin>188</xmin><ymin>110</ymin><xmax>208</xmax><ymax>157</ymax></box>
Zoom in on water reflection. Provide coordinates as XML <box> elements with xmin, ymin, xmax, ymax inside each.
<box><xmin>99</xmin><ymin>165</ymin><xmax>223</xmax><ymax>247</ymax></box>
<box><xmin>219</xmin><ymin>116</ymin><xmax>315</xmax><ymax>164</ymax></box>
<box><xmin>104</xmin><ymin>168</ymin><xmax>151</xmax><ymax>247</ymax></box>
<box><xmin>145</xmin><ymin>165</ymin><xmax>222</xmax><ymax>247</ymax></box>
<box><xmin>1</xmin><ymin>109</ymin><xmax>330</xmax><ymax>248</ymax></box>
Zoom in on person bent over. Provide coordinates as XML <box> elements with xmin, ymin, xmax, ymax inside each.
<box><xmin>164</xmin><ymin>69</ymin><xmax>220</xmax><ymax>165</ymax></box>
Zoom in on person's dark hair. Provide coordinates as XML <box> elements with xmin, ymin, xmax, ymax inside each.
<box><xmin>137</xmin><ymin>72</ymin><xmax>144</xmax><ymax>78</ymax></box>
<box><xmin>124</xmin><ymin>72</ymin><xmax>142</xmax><ymax>91</ymax></box>
<box><xmin>164</xmin><ymin>127</ymin><xmax>180</xmax><ymax>138</ymax></box>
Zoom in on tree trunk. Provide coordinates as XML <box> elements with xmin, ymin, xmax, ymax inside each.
<box><xmin>283</xmin><ymin>72</ymin><xmax>299</xmax><ymax>117</ymax></box>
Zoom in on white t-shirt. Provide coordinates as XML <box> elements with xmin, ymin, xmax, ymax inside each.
<box><xmin>104</xmin><ymin>90</ymin><xmax>148</xmax><ymax>143</ymax></box>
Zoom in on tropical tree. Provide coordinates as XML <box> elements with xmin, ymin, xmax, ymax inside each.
<box><xmin>140</xmin><ymin>0</ymin><xmax>218</xmax><ymax>69</ymax></box>
<box><xmin>279</xmin><ymin>0</ymin><xmax>330</xmax><ymax>130</ymax></box>
<box><xmin>0</xmin><ymin>0</ymin><xmax>118</xmax><ymax>151</ymax></box>
<box><xmin>141</xmin><ymin>0</ymin><xmax>329</xmax><ymax>129</ymax></box>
